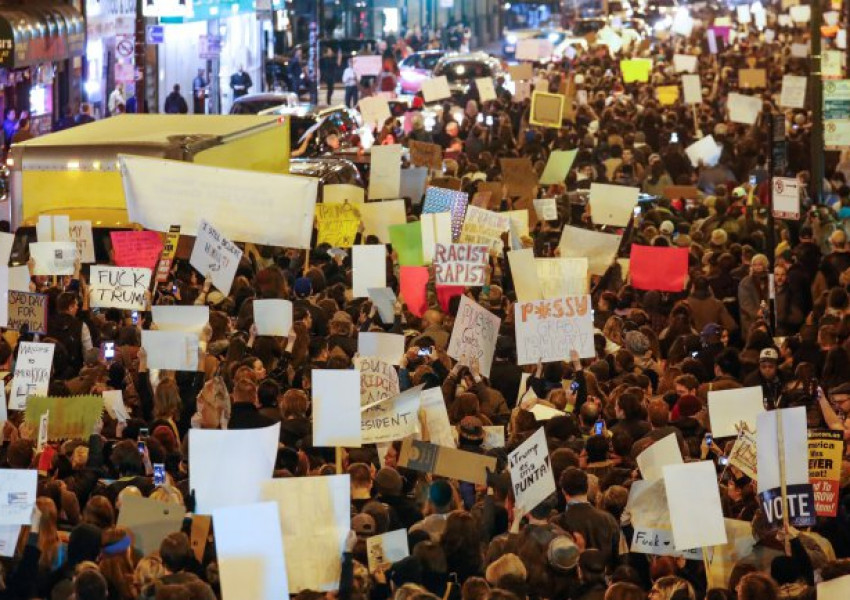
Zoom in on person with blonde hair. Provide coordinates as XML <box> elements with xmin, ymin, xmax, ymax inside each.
<box><xmin>133</xmin><ymin>555</ymin><xmax>166</xmax><ymax>597</ymax></box>
<box><xmin>36</xmin><ymin>497</ymin><xmax>66</xmax><ymax>574</ymax></box>
<box><xmin>648</xmin><ymin>576</ymin><xmax>695</xmax><ymax>600</ymax></box>
<box><xmin>150</xmin><ymin>484</ymin><xmax>184</xmax><ymax>506</ymax></box>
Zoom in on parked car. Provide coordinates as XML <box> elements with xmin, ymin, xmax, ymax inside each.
<box><xmin>398</xmin><ymin>50</ymin><xmax>445</xmax><ymax>94</ymax></box>
<box><xmin>431</xmin><ymin>53</ymin><xmax>505</xmax><ymax>99</ymax></box>
<box><xmin>290</xmin><ymin>157</ymin><xmax>364</xmax><ymax>187</ymax></box>
<box><xmin>228</xmin><ymin>92</ymin><xmax>300</xmax><ymax>115</ymax></box>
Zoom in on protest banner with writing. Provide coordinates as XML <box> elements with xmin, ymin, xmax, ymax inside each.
<box><xmin>423</xmin><ymin>187</ymin><xmax>469</xmax><ymax>240</ymax></box>
<box><xmin>313</xmin><ymin>370</ymin><xmax>361</xmax><ymax>447</ymax></box>
<box><xmin>316</xmin><ymin>203</ymin><xmax>360</xmax><ymax>248</ymax></box>
<box><xmin>155</xmin><ymin>226</ymin><xmax>181</xmax><ymax>283</ymax></box>
<box><xmin>6</xmin><ymin>292</ymin><xmax>47</xmax><ymax>334</ymax></box>
<box><xmin>69</xmin><ymin>221</ymin><xmax>95</xmax><ymax>263</ymax></box>
<box><xmin>536</xmin><ymin>257</ymin><xmax>588</xmax><ymax>298</ymax></box>
<box><xmin>25</xmin><ymin>395</ymin><xmax>104</xmax><ymax>441</ymax></box>
<box><xmin>0</xmin><ymin>470</ymin><xmax>37</xmax><ymax>526</ymax></box>
<box><xmin>459</xmin><ymin>205</ymin><xmax>510</xmax><ymax>253</ymax></box>
<box><xmin>757</xmin><ymin>407</ymin><xmax>816</xmax><ymax>527</ymax></box>
<box><xmin>189</xmin><ymin>219</ymin><xmax>243</xmax><ymax>295</ymax></box>
<box><xmin>29</xmin><ymin>242</ymin><xmax>77</xmax><ymax>276</ymax></box>
<box><xmin>447</xmin><ymin>295</ymin><xmax>501</xmax><ymax>377</ymax></box>
<box><xmin>663</xmin><ymin>461</ymin><xmax>728</xmax><ymax>551</ymax></box>
<box><xmin>89</xmin><ymin>266</ymin><xmax>152</xmax><ymax>311</ymax></box>
<box><xmin>358</xmin><ymin>356</ymin><xmax>399</xmax><ymax>408</ymax></box>
<box><xmin>9</xmin><ymin>342</ymin><xmax>54</xmax><ymax>410</ymax></box>
<box><xmin>409</xmin><ymin>141</ymin><xmax>443</xmax><ymax>170</ymax></box>
<box><xmin>588</xmin><ymin>183</ymin><xmax>639</xmax><ymax>227</ymax></box>
<box><xmin>729</xmin><ymin>430</ymin><xmax>758</xmax><ymax>480</ymax></box>
<box><xmin>808</xmin><ymin>430</ymin><xmax>843</xmax><ymax>517</ymax></box>
<box><xmin>630</xmin><ymin>245</ymin><xmax>689</xmax><ymax>292</ymax></box>
<box><xmin>509</xmin><ymin>428</ymin><xmax>556</xmax><ymax>511</ymax></box>
<box><xmin>253</xmin><ymin>299</ymin><xmax>293</xmax><ymax>337</ymax></box>
<box><xmin>433</xmin><ymin>243</ymin><xmax>488</xmax><ymax>287</ymax></box>
<box><xmin>625</xmin><ymin>480</ymin><xmax>702</xmax><ymax>559</ymax></box>
<box><xmin>399</xmin><ymin>437</ymin><xmax>496</xmax><ymax>485</ymax></box>
<box><xmin>366</xmin><ymin>529</ymin><xmax>409</xmax><ymax>573</ymax></box>
<box><xmin>110</xmin><ymin>230</ymin><xmax>163</xmax><ymax>271</ymax></box>
<box><xmin>362</xmin><ymin>385</ymin><xmax>423</xmax><ymax>444</ymax></box>
<box><xmin>514</xmin><ymin>295</ymin><xmax>595</xmax><ymax>364</ymax></box>
<box><xmin>708</xmin><ymin>386</ymin><xmax>765</xmax><ymax>438</ymax></box>
<box><xmin>559</xmin><ymin>226</ymin><xmax>622</xmax><ymax>276</ymax></box>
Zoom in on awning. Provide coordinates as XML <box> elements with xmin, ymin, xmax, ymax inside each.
<box><xmin>0</xmin><ymin>4</ymin><xmax>85</xmax><ymax>69</ymax></box>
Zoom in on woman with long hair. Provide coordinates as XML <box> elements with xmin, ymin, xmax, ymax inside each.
<box><xmin>98</xmin><ymin>526</ymin><xmax>137</xmax><ymax>600</ymax></box>
<box><xmin>36</xmin><ymin>497</ymin><xmax>66</xmax><ymax>575</ymax></box>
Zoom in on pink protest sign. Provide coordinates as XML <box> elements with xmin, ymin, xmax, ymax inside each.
<box><xmin>110</xmin><ymin>230</ymin><xmax>164</xmax><ymax>271</ymax></box>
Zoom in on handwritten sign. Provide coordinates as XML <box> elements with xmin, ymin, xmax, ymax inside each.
<box><xmin>316</xmin><ymin>203</ymin><xmax>360</xmax><ymax>248</ymax></box>
<box><xmin>9</xmin><ymin>342</ymin><xmax>55</xmax><ymax>410</ymax></box>
<box><xmin>514</xmin><ymin>295</ymin><xmax>595</xmax><ymax>365</ymax></box>
<box><xmin>24</xmin><ymin>395</ymin><xmax>104</xmax><ymax>441</ymax></box>
<box><xmin>6</xmin><ymin>292</ymin><xmax>48</xmax><ymax>334</ymax></box>
<box><xmin>156</xmin><ymin>226</ymin><xmax>181</xmax><ymax>283</ymax></box>
<box><xmin>29</xmin><ymin>242</ymin><xmax>77</xmax><ymax>276</ymax></box>
<box><xmin>190</xmin><ymin>219</ymin><xmax>243</xmax><ymax>295</ymax></box>
<box><xmin>509</xmin><ymin>428</ymin><xmax>555</xmax><ymax>511</ymax></box>
<box><xmin>110</xmin><ymin>230</ymin><xmax>164</xmax><ymax>271</ymax></box>
<box><xmin>361</xmin><ymin>385</ymin><xmax>423</xmax><ymax>444</ymax></box>
<box><xmin>433</xmin><ymin>243</ymin><xmax>488</xmax><ymax>286</ymax></box>
<box><xmin>70</xmin><ymin>220</ymin><xmax>95</xmax><ymax>263</ymax></box>
<box><xmin>90</xmin><ymin>266</ymin><xmax>152</xmax><ymax>311</ymax></box>
<box><xmin>459</xmin><ymin>205</ymin><xmax>510</xmax><ymax>253</ymax></box>
<box><xmin>447</xmin><ymin>295</ymin><xmax>500</xmax><ymax>377</ymax></box>
<box><xmin>729</xmin><ymin>430</ymin><xmax>758</xmax><ymax>480</ymax></box>
<box><xmin>409</xmin><ymin>141</ymin><xmax>443</xmax><ymax>170</ymax></box>
<box><xmin>358</xmin><ymin>356</ymin><xmax>400</xmax><ymax>408</ymax></box>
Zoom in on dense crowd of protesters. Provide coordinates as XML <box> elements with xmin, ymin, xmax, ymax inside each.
<box><xmin>2</xmin><ymin>5</ymin><xmax>850</xmax><ymax>600</ymax></box>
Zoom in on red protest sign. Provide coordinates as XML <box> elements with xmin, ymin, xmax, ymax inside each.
<box><xmin>629</xmin><ymin>245</ymin><xmax>689</xmax><ymax>292</ymax></box>
<box><xmin>400</xmin><ymin>266</ymin><xmax>429</xmax><ymax>317</ymax></box>
<box><xmin>111</xmin><ymin>230</ymin><xmax>164</xmax><ymax>272</ymax></box>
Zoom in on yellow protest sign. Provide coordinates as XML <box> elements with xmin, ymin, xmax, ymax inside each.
<box><xmin>316</xmin><ymin>203</ymin><xmax>361</xmax><ymax>248</ymax></box>
<box><xmin>25</xmin><ymin>396</ymin><xmax>104</xmax><ymax>441</ymax></box>
<box><xmin>657</xmin><ymin>85</ymin><xmax>680</xmax><ymax>105</ymax></box>
<box><xmin>620</xmin><ymin>59</ymin><xmax>652</xmax><ymax>83</ymax></box>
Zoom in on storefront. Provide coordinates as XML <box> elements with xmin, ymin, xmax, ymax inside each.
<box><xmin>84</xmin><ymin>0</ymin><xmax>136</xmax><ymax>119</ymax></box>
<box><xmin>0</xmin><ymin>3</ymin><xmax>85</xmax><ymax>135</ymax></box>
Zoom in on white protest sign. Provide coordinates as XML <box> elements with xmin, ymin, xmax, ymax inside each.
<box><xmin>353</xmin><ymin>245</ymin><xmax>387</xmax><ymax>298</ymax></box>
<box><xmin>663</xmin><ymin>461</ymin><xmax>728</xmax><ymax>551</ymax></box>
<box><xmin>368</xmin><ymin>144</ymin><xmax>402</xmax><ymax>200</ymax></box>
<box><xmin>358</xmin><ymin>96</ymin><xmax>391</xmax><ymax>128</ymax></box>
<box><xmin>9</xmin><ymin>342</ymin><xmax>54</xmax><ymax>410</ymax></box>
<box><xmin>260</xmin><ymin>475</ymin><xmax>350</xmax><ymax>593</ymax></box>
<box><xmin>708</xmin><ymin>386</ymin><xmax>765</xmax><ymax>438</ymax></box>
<box><xmin>790</xmin><ymin>43</ymin><xmax>809</xmax><ymax>58</ymax></box>
<box><xmin>418</xmin><ymin>387</ymin><xmax>455</xmax><ymax>448</ymax></box>
<box><xmin>0</xmin><ymin>470</ymin><xmax>37</xmax><ymax>526</ymax></box>
<box><xmin>514</xmin><ymin>295</ymin><xmax>595</xmax><ymax>365</ymax></box>
<box><xmin>433</xmin><ymin>243</ymin><xmax>488</xmax><ymax>287</ymax></box>
<box><xmin>447</xmin><ymin>295</ymin><xmax>501</xmax><ymax>378</ymax></box>
<box><xmin>780</xmin><ymin>75</ymin><xmax>807</xmax><ymax>109</ymax></box>
<box><xmin>789</xmin><ymin>4</ymin><xmax>810</xmax><ymax>22</ymax></box>
<box><xmin>517</xmin><ymin>38</ymin><xmax>554</xmax><ymax>61</ymax></box>
<box><xmin>0</xmin><ymin>526</ymin><xmax>20</xmax><ymax>557</ymax></box>
<box><xmin>141</xmin><ymin>331</ymin><xmax>199</xmax><ymax>371</ymax></box>
<box><xmin>313</xmin><ymin>369</ymin><xmax>361</xmax><ymax>447</ymax></box>
<box><xmin>823</xmin><ymin>51</ymin><xmax>844</xmax><ymax>78</ymax></box>
<box><xmin>673</xmin><ymin>54</ymin><xmax>698</xmax><ymax>73</ymax></box>
<box><xmin>772</xmin><ymin>177</ymin><xmax>801</xmax><ymax>220</ymax></box>
<box><xmin>509</xmin><ymin>427</ymin><xmax>556</xmax><ymax>511</ymax></box>
<box><xmin>530</xmin><ymin>404</ymin><xmax>566</xmax><ymax>421</ymax></box>
<box><xmin>190</xmin><ymin>423</ymin><xmax>280</xmax><ymax>514</ymax></box>
<box><xmin>212</xmin><ymin>502</ymin><xmax>289</xmax><ymax>600</ymax></box>
<box><xmin>360</xmin><ymin>200</ymin><xmax>406</xmax><ymax>243</ymax></box>
<box><xmin>818</xmin><ymin>575</ymin><xmax>850</xmax><ymax>600</ymax></box>
<box><xmin>736</xmin><ymin>4</ymin><xmax>751</xmax><ymax>23</ymax></box>
<box><xmin>0</xmin><ymin>232</ymin><xmax>13</xmax><ymax>266</ymax></box>
<box><xmin>685</xmin><ymin>135</ymin><xmax>722</xmax><ymax>167</ymax></box>
<box><xmin>476</xmin><ymin>78</ymin><xmax>497</xmax><ymax>102</ymax></box>
<box><xmin>89</xmin><ymin>266</ymin><xmax>152</xmax><ymax>311</ymax></box>
<box><xmin>29</xmin><ymin>242</ymin><xmax>77</xmax><ymax>276</ymax></box>
<box><xmin>253</xmin><ymin>299</ymin><xmax>293</xmax><ymax>337</ymax></box>
<box><xmin>69</xmin><ymin>221</ymin><xmax>95</xmax><ymax>263</ymax></box>
<box><xmin>536</xmin><ymin>257</ymin><xmax>588</xmax><ymax>298</ymax></box>
<box><xmin>533</xmin><ymin>198</ymin><xmax>558</xmax><ymax>221</ymax></box>
<box><xmin>637</xmin><ymin>433</ymin><xmax>683</xmax><ymax>482</ymax></box>
<box><xmin>152</xmin><ymin>305</ymin><xmax>209</xmax><ymax>333</ymax></box>
<box><xmin>358</xmin><ymin>332</ymin><xmax>405</xmax><ymax>366</ymax></box>
<box><xmin>366</xmin><ymin>529</ymin><xmax>409</xmax><ymax>572</ymax></box>
<box><xmin>671</xmin><ymin>8</ymin><xmax>694</xmax><ymax>36</ymax></box>
<box><xmin>588</xmin><ymin>183</ymin><xmax>639</xmax><ymax>227</ymax></box>
<box><xmin>37</xmin><ymin>215</ymin><xmax>70</xmax><ymax>242</ymax></box>
<box><xmin>367</xmin><ymin>288</ymin><xmax>397</xmax><ymax>324</ymax></box>
<box><xmin>625</xmin><ymin>479</ymin><xmax>703</xmax><ymax>559</ymax></box>
<box><xmin>421</xmin><ymin>212</ymin><xmax>453</xmax><ymax>262</ymax></box>
<box><xmin>121</xmin><ymin>155</ymin><xmax>317</xmax><ymax>249</ymax></box>
<box><xmin>682</xmin><ymin>74</ymin><xmax>702</xmax><ymax>105</ymax></box>
<box><xmin>353</xmin><ymin>55</ymin><xmax>382</xmax><ymax>77</ymax></box>
<box><xmin>559</xmin><ymin>226</ymin><xmax>621</xmax><ymax>277</ymax></box>
<box><xmin>8</xmin><ymin>266</ymin><xmax>31</xmax><ymax>292</ymax></box>
<box><xmin>361</xmin><ymin>384</ymin><xmax>422</xmax><ymax>444</ymax></box>
<box><xmin>421</xmin><ymin>76</ymin><xmax>451</xmax><ymax>103</ymax></box>
<box><xmin>727</xmin><ymin>93</ymin><xmax>762</xmax><ymax>125</ymax></box>
<box><xmin>189</xmin><ymin>219</ymin><xmax>243</xmax><ymax>295</ymax></box>
<box><xmin>508</xmin><ymin>248</ymin><xmax>543</xmax><ymax>303</ymax></box>
<box><xmin>102</xmin><ymin>390</ymin><xmax>130</xmax><ymax>422</ymax></box>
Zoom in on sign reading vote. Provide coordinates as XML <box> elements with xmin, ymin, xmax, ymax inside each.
<box><xmin>89</xmin><ymin>266</ymin><xmax>152</xmax><ymax>311</ymax></box>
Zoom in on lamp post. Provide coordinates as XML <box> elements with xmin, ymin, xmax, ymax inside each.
<box><xmin>810</xmin><ymin>0</ymin><xmax>824</xmax><ymax>204</ymax></box>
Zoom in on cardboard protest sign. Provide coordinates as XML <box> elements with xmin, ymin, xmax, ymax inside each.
<box><xmin>476</xmin><ymin>77</ymin><xmax>497</xmax><ymax>102</ymax></box>
<box><xmin>359</xmin><ymin>332</ymin><xmax>405</xmax><ymax>366</ymax></box>
<box><xmin>507</xmin><ymin>248</ymin><xmax>543</xmax><ymax>302</ymax></box>
<box><xmin>447</xmin><ymin>295</ymin><xmax>500</xmax><ymax>377</ymax></box>
<box><xmin>630</xmin><ymin>245</ymin><xmax>689</xmax><ymax>292</ymax></box>
<box><xmin>673</xmin><ymin>54</ymin><xmax>698</xmax><ymax>73</ymax></box>
<box><xmin>316</xmin><ymin>203</ymin><xmax>360</xmax><ymax>248</ymax></box>
<box><xmin>367</xmin><ymin>288</ymin><xmax>397</xmax><ymax>324</ymax></box>
<box><xmin>738</xmin><ymin>68</ymin><xmax>767</xmax><ymax>89</ymax></box>
<box><xmin>559</xmin><ymin>226</ymin><xmax>621</xmax><ymax>276</ymax></box>
<box><xmin>389</xmin><ymin>221</ymin><xmax>426</xmax><ymax>267</ymax></box>
<box><xmin>529</xmin><ymin>92</ymin><xmax>565</xmax><ymax>128</ymax></box>
<box><xmin>507</xmin><ymin>63</ymin><xmax>534</xmax><ymax>81</ymax></box>
<box><xmin>361</xmin><ymin>385</ymin><xmax>422</xmax><ymax>444</ymax></box>
<box><xmin>368</xmin><ymin>145</ymin><xmax>402</xmax><ymax>200</ymax></box>
<box><xmin>756</xmin><ymin>407</ymin><xmax>816</xmax><ymax>527</ymax></box>
<box><xmin>625</xmin><ymin>479</ymin><xmax>702</xmax><ymax>559</ymax></box>
<box><xmin>418</xmin><ymin>387</ymin><xmax>455</xmax><ymax>447</ymax></box>
<box><xmin>358</xmin><ymin>96</ymin><xmax>391</xmax><ymax>129</ymax></box>
<box><xmin>708</xmin><ymin>386</ymin><xmax>765</xmax><ymax>438</ymax></box>
<box><xmin>69</xmin><ymin>221</ymin><xmax>95</xmax><ymax>263</ymax></box>
<box><xmin>353</xmin><ymin>55</ymin><xmax>382</xmax><ymax>76</ymax></box>
<box><xmin>459</xmin><ymin>205</ymin><xmax>510</xmax><ymax>253</ymax></box>
<box><xmin>7</xmin><ymin>292</ymin><xmax>47</xmax><ymax>334</ymax></box>
<box><xmin>808</xmin><ymin>430</ymin><xmax>843</xmax><ymax>517</ymax></box>
<box><xmin>253</xmin><ymin>299</ymin><xmax>293</xmax><ymax>337</ymax></box>
<box><xmin>539</xmin><ymin>150</ymin><xmax>577</xmax><ymax>186</ymax></box>
<box><xmin>358</xmin><ymin>356</ymin><xmax>400</xmax><ymax>408</ymax></box>
<box><xmin>620</xmin><ymin>58</ymin><xmax>652</xmax><ymax>82</ymax></box>
<box><xmin>366</xmin><ymin>529</ymin><xmax>409</xmax><ymax>572</ymax></box>
<box><xmin>189</xmin><ymin>219</ymin><xmax>243</xmax><ymax>295</ymax></box>
<box><xmin>663</xmin><ymin>186</ymin><xmax>700</xmax><ymax>200</ymax></box>
<box><xmin>400</xmin><ymin>167</ymin><xmax>429</xmax><ymax>206</ymax></box>
<box><xmin>155</xmin><ymin>226</ymin><xmax>180</xmax><ymax>283</ymax></box>
<box><xmin>728</xmin><ymin>92</ymin><xmax>763</xmax><ymax>125</ymax></box>
<box><xmin>421</xmin><ymin>212</ymin><xmax>453</xmax><ymax>262</ymax></box>
<box><xmin>509</xmin><ymin>427</ymin><xmax>556</xmax><ymax>511</ymax></box>
<box><xmin>421</xmin><ymin>76</ymin><xmax>451</xmax><ymax>103</ymax></box>
<box><xmin>433</xmin><ymin>243</ymin><xmax>488</xmax><ymax>287</ymax></box>
<box><xmin>89</xmin><ymin>266</ymin><xmax>152</xmax><ymax>311</ymax></box>
<box><xmin>121</xmin><ymin>155</ymin><xmax>318</xmax><ymax>249</ymax></box>
<box><xmin>399</xmin><ymin>266</ymin><xmax>429</xmax><ymax>317</ymax></box>
<box><xmin>117</xmin><ymin>495</ymin><xmax>187</xmax><ymax>556</ymax></box>
<box><xmin>398</xmin><ymin>437</ymin><xmax>496</xmax><ymax>485</ymax></box>
<box><xmin>24</xmin><ymin>395</ymin><xmax>103</xmax><ymax>441</ymax></box>
<box><xmin>637</xmin><ymin>433</ymin><xmax>683</xmax><ymax>482</ymax></box>
<box><xmin>409</xmin><ymin>140</ymin><xmax>443</xmax><ymax>170</ymax></box>
<box><xmin>110</xmin><ymin>230</ymin><xmax>163</xmax><ymax>271</ymax></box>
<box><xmin>657</xmin><ymin>85</ymin><xmax>680</xmax><ymax>105</ymax></box>
<box><xmin>212</xmin><ymin>502</ymin><xmax>289</xmax><ymax>600</ymax></box>
<box><xmin>313</xmin><ymin>369</ymin><xmax>361</xmax><ymax>447</ymax></box>
<box><xmin>682</xmin><ymin>74</ymin><xmax>702</xmax><ymax>105</ymax></box>
<box><xmin>359</xmin><ymin>200</ymin><xmax>406</xmax><ymax>243</ymax></box>
<box><xmin>141</xmin><ymin>331</ymin><xmax>199</xmax><ymax>371</ymax></box>
<box><xmin>190</xmin><ymin>423</ymin><xmax>280</xmax><ymax>514</ymax></box>
<box><xmin>500</xmin><ymin>157</ymin><xmax>538</xmax><ymax>201</ymax></box>
<box><xmin>663</xmin><ymin>461</ymin><xmax>728</xmax><ymax>550</ymax></box>
<box><xmin>533</xmin><ymin>198</ymin><xmax>558</xmax><ymax>222</ymax></box>
<box><xmin>685</xmin><ymin>135</ymin><xmax>722</xmax><ymax>167</ymax></box>
<box><xmin>29</xmin><ymin>242</ymin><xmax>77</xmax><ymax>276</ymax></box>
<box><xmin>9</xmin><ymin>342</ymin><xmax>54</xmax><ymax>410</ymax></box>
<box><xmin>260</xmin><ymin>475</ymin><xmax>350</xmax><ymax>592</ymax></box>
<box><xmin>780</xmin><ymin>75</ymin><xmax>807</xmax><ymax>109</ymax></box>
<box><xmin>514</xmin><ymin>295</ymin><xmax>595</xmax><ymax>364</ymax></box>
<box><xmin>0</xmin><ymin>470</ymin><xmax>36</xmax><ymax>526</ymax></box>
<box><xmin>588</xmin><ymin>183</ymin><xmax>639</xmax><ymax>227</ymax></box>
<box><xmin>728</xmin><ymin>429</ymin><xmax>758</xmax><ymax>480</ymax></box>
<box><xmin>536</xmin><ymin>257</ymin><xmax>588</xmax><ymax>298</ymax></box>
<box><xmin>423</xmin><ymin>187</ymin><xmax>469</xmax><ymax>240</ymax></box>
<box><xmin>324</xmin><ymin>184</ymin><xmax>365</xmax><ymax>205</ymax></box>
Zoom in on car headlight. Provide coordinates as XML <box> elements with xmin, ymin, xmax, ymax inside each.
<box><xmin>506</xmin><ymin>35</ymin><xmax>518</xmax><ymax>45</ymax></box>
<box><xmin>548</xmin><ymin>32</ymin><xmax>560</xmax><ymax>43</ymax></box>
